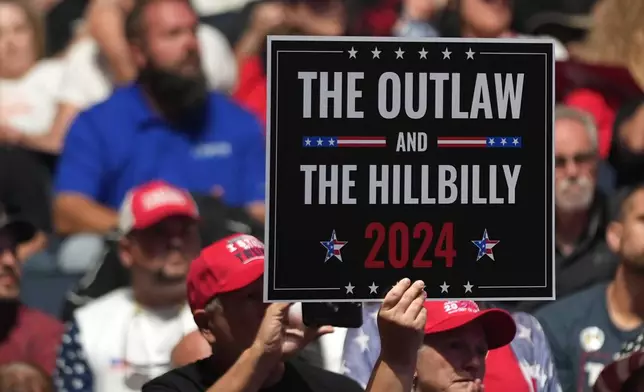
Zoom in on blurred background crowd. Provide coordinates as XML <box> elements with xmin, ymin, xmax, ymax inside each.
<box><xmin>2</xmin><ymin>0</ymin><xmax>644</xmax><ymax>391</ymax></box>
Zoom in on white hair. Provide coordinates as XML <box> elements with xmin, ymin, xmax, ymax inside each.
<box><xmin>555</xmin><ymin>104</ymin><xmax>599</xmax><ymax>151</ymax></box>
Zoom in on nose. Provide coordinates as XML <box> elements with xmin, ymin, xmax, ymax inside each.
<box><xmin>462</xmin><ymin>351</ymin><xmax>485</xmax><ymax>376</ymax></box>
<box><xmin>0</xmin><ymin>248</ymin><xmax>18</xmax><ymax>268</ymax></box>
<box><xmin>562</xmin><ymin>158</ymin><xmax>581</xmax><ymax>178</ymax></box>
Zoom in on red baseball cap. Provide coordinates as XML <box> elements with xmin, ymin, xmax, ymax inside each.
<box><xmin>423</xmin><ymin>301</ymin><xmax>516</xmax><ymax>350</ymax></box>
<box><xmin>118</xmin><ymin>180</ymin><xmax>199</xmax><ymax>235</ymax></box>
<box><xmin>187</xmin><ymin>234</ymin><xmax>265</xmax><ymax>312</ymax></box>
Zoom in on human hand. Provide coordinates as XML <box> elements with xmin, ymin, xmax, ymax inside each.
<box><xmin>377</xmin><ymin>278</ymin><xmax>427</xmax><ymax>368</ymax></box>
<box><xmin>467</xmin><ymin>379</ymin><xmax>485</xmax><ymax>391</ymax></box>
<box><xmin>282</xmin><ymin>303</ymin><xmax>334</xmax><ymax>359</ymax></box>
<box><xmin>250</xmin><ymin>2</ymin><xmax>289</xmax><ymax>36</ymax></box>
<box><xmin>0</xmin><ymin>124</ymin><xmax>22</xmax><ymax>146</ymax></box>
<box><xmin>619</xmin><ymin>103</ymin><xmax>644</xmax><ymax>152</ymax></box>
<box><xmin>287</xmin><ymin>1</ymin><xmax>345</xmax><ymax>36</ymax></box>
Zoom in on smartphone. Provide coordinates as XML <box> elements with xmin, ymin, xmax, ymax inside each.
<box><xmin>301</xmin><ymin>302</ymin><xmax>364</xmax><ymax>328</ymax></box>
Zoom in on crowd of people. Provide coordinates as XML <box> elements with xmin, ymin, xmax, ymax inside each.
<box><xmin>2</xmin><ymin>0</ymin><xmax>644</xmax><ymax>391</ymax></box>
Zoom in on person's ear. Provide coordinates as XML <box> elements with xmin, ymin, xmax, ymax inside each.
<box><xmin>606</xmin><ymin>221</ymin><xmax>623</xmax><ymax>254</ymax></box>
<box><xmin>119</xmin><ymin>237</ymin><xmax>134</xmax><ymax>268</ymax></box>
<box><xmin>130</xmin><ymin>41</ymin><xmax>147</xmax><ymax>69</ymax></box>
<box><xmin>194</xmin><ymin>310</ymin><xmax>216</xmax><ymax>344</ymax></box>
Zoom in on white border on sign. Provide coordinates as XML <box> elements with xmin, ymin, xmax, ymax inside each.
<box><xmin>263</xmin><ymin>35</ymin><xmax>556</xmax><ymax>303</ymax></box>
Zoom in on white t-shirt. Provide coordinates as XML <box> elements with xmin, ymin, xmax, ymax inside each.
<box><xmin>0</xmin><ymin>59</ymin><xmax>64</xmax><ymax>135</ymax></box>
<box><xmin>58</xmin><ymin>24</ymin><xmax>238</xmax><ymax>110</ymax></box>
<box><xmin>64</xmin><ymin>288</ymin><xmax>197</xmax><ymax>392</ymax></box>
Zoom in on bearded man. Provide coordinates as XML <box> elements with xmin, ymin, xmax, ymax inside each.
<box><xmin>505</xmin><ymin>105</ymin><xmax>618</xmax><ymax>313</ymax></box>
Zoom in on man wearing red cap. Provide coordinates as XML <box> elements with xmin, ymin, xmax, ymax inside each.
<box><xmin>142</xmin><ymin>233</ymin><xmax>364</xmax><ymax>392</ymax></box>
<box><xmin>343</xmin><ymin>299</ymin><xmax>520</xmax><ymax>391</ymax></box>
<box><xmin>53</xmin><ymin>180</ymin><xmax>202</xmax><ymax>392</ymax></box>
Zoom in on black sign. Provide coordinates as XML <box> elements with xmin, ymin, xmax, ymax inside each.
<box><xmin>264</xmin><ymin>36</ymin><xmax>555</xmax><ymax>303</ymax></box>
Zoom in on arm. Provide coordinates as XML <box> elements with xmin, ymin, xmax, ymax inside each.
<box><xmin>18</xmin><ymin>103</ymin><xmax>80</xmax><ymax>154</ymax></box>
<box><xmin>240</xmin><ymin>118</ymin><xmax>266</xmax><ymax>223</ymax></box>
<box><xmin>85</xmin><ymin>0</ymin><xmax>136</xmax><ymax>83</ymax></box>
<box><xmin>29</xmin><ymin>318</ymin><xmax>64</xmax><ymax>375</ymax></box>
<box><xmin>53</xmin><ymin>115</ymin><xmax>118</xmax><ymax>235</ymax></box>
<box><xmin>366</xmin><ymin>358</ymin><xmax>415</xmax><ymax>392</ymax></box>
<box><xmin>53</xmin><ymin>320</ymin><xmax>94</xmax><ymax>391</ymax></box>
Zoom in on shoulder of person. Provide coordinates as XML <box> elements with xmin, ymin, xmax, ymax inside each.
<box><xmin>207</xmin><ymin>92</ymin><xmax>263</xmax><ymax>131</ymax></box>
<box><xmin>289</xmin><ymin>359</ymin><xmax>364</xmax><ymax>391</ymax></box>
<box><xmin>143</xmin><ymin>356</ymin><xmax>214</xmax><ymax>392</ymax></box>
<box><xmin>25</xmin><ymin>58</ymin><xmax>65</xmax><ymax>90</ymax></box>
<box><xmin>535</xmin><ymin>283</ymin><xmax>608</xmax><ymax>329</ymax></box>
<box><xmin>73</xmin><ymin>287</ymin><xmax>133</xmax><ymax>321</ymax></box>
<box><xmin>18</xmin><ymin>305</ymin><xmax>64</xmax><ymax>333</ymax></box>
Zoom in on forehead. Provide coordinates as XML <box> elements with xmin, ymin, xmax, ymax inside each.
<box><xmin>624</xmin><ymin>189</ymin><xmax>644</xmax><ymax>218</ymax></box>
<box><xmin>0</xmin><ymin>3</ymin><xmax>27</xmax><ymax>26</ymax></box>
<box><xmin>555</xmin><ymin>118</ymin><xmax>593</xmax><ymax>152</ymax></box>
<box><xmin>143</xmin><ymin>0</ymin><xmax>196</xmax><ymax>31</ymax></box>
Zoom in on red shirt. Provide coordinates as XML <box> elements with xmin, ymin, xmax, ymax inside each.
<box><xmin>485</xmin><ymin>345</ymin><xmax>531</xmax><ymax>392</ymax></box>
<box><xmin>233</xmin><ymin>56</ymin><xmax>267</xmax><ymax>128</ymax></box>
<box><xmin>0</xmin><ymin>305</ymin><xmax>64</xmax><ymax>374</ymax></box>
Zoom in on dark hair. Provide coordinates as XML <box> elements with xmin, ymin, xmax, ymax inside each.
<box><xmin>124</xmin><ymin>0</ymin><xmax>192</xmax><ymax>43</ymax></box>
<box><xmin>610</xmin><ymin>182</ymin><xmax>644</xmax><ymax>222</ymax></box>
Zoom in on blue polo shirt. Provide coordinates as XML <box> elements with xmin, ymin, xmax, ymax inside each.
<box><xmin>54</xmin><ymin>84</ymin><xmax>265</xmax><ymax>209</ymax></box>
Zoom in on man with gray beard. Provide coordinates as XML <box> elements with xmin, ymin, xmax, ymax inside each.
<box><xmin>552</xmin><ymin>105</ymin><xmax>618</xmax><ymax>302</ymax></box>
<box><xmin>505</xmin><ymin>105</ymin><xmax>617</xmax><ymax>313</ymax></box>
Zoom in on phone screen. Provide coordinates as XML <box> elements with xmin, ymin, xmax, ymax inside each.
<box><xmin>301</xmin><ymin>302</ymin><xmax>364</xmax><ymax>328</ymax></box>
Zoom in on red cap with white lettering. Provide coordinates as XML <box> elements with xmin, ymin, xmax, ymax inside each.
<box><xmin>187</xmin><ymin>234</ymin><xmax>265</xmax><ymax>312</ymax></box>
<box><xmin>118</xmin><ymin>180</ymin><xmax>199</xmax><ymax>235</ymax></box>
<box><xmin>423</xmin><ymin>300</ymin><xmax>516</xmax><ymax>350</ymax></box>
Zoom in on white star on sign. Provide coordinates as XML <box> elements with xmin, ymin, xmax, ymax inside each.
<box><xmin>464</xmin><ymin>281</ymin><xmax>474</xmax><ymax>293</ymax></box>
<box><xmin>371</xmin><ymin>47</ymin><xmax>381</xmax><ymax>59</ymax></box>
<box><xmin>395</xmin><ymin>47</ymin><xmax>405</xmax><ymax>59</ymax></box>
<box><xmin>354</xmin><ymin>328</ymin><xmax>370</xmax><ymax>352</ymax></box>
<box><xmin>466</xmin><ymin>48</ymin><xmax>475</xmax><ymax>60</ymax></box>
<box><xmin>440</xmin><ymin>282</ymin><xmax>450</xmax><ymax>293</ymax></box>
<box><xmin>317</xmin><ymin>138</ymin><xmax>323</xmax><ymax>146</ymax></box>
<box><xmin>500</xmin><ymin>138</ymin><xmax>507</xmax><ymax>145</ymax></box>
<box><xmin>513</xmin><ymin>138</ymin><xmax>519</xmax><ymax>145</ymax></box>
<box><xmin>345</xmin><ymin>282</ymin><xmax>355</xmax><ymax>294</ymax></box>
<box><xmin>328</xmin><ymin>138</ymin><xmax>335</xmax><ymax>146</ymax></box>
<box><xmin>369</xmin><ymin>282</ymin><xmax>379</xmax><ymax>294</ymax></box>
<box><xmin>488</xmin><ymin>138</ymin><xmax>495</xmax><ymax>145</ymax></box>
<box><xmin>305</xmin><ymin>138</ymin><xmax>311</xmax><ymax>146</ymax></box>
<box><xmin>418</xmin><ymin>48</ymin><xmax>428</xmax><ymax>59</ymax></box>
<box><xmin>348</xmin><ymin>47</ymin><xmax>357</xmax><ymax>58</ymax></box>
<box><xmin>442</xmin><ymin>47</ymin><xmax>452</xmax><ymax>59</ymax></box>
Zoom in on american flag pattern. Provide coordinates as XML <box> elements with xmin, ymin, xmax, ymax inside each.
<box><xmin>437</xmin><ymin>136</ymin><xmax>522</xmax><ymax>148</ymax></box>
<box><xmin>302</xmin><ymin>136</ymin><xmax>387</xmax><ymax>148</ymax></box>
<box><xmin>341</xmin><ymin>303</ymin><xmax>562</xmax><ymax>392</ymax></box>
<box><xmin>53</xmin><ymin>320</ymin><xmax>94</xmax><ymax>392</ymax></box>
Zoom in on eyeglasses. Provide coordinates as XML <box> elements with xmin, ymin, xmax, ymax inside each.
<box><xmin>554</xmin><ymin>152</ymin><xmax>596</xmax><ymax>168</ymax></box>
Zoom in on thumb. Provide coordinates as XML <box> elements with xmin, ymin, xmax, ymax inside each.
<box><xmin>267</xmin><ymin>302</ymin><xmax>292</xmax><ymax>320</ymax></box>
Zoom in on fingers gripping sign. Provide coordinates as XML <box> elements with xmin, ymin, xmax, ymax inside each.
<box><xmin>377</xmin><ymin>278</ymin><xmax>427</xmax><ymax>366</ymax></box>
